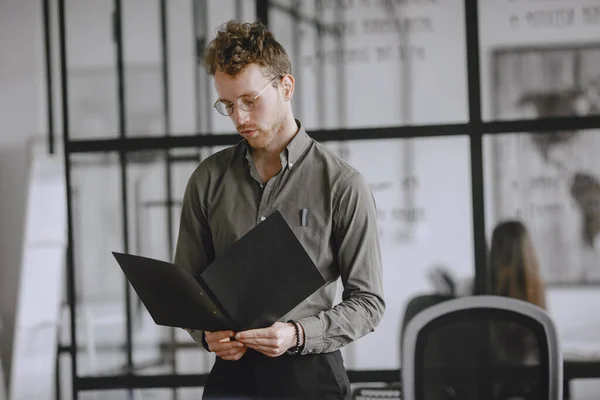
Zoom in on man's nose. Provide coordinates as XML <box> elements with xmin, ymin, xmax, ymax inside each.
<box><xmin>232</xmin><ymin>107</ymin><xmax>249</xmax><ymax>126</ymax></box>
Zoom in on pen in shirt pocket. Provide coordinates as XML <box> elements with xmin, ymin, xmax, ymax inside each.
<box><xmin>300</xmin><ymin>208</ymin><xmax>309</xmax><ymax>227</ymax></box>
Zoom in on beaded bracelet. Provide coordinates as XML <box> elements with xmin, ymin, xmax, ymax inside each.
<box><xmin>286</xmin><ymin>320</ymin><xmax>302</xmax><ymax>355</ymax></box>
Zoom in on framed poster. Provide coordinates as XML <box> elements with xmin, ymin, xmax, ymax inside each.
<box><xmin>487</xmin><ymin>46</ymin><xmax>600</xmax><ymax>285</ymax></box>
<box><xmin>481</xmin><ymin>0</ymin><xmax>600</xmax><ymax>285</ymax></box>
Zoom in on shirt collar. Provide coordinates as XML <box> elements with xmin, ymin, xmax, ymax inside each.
<box><xmin>286</xmin><ymin>119</ymin><xmax>310</xmax><ymax>167</ymax></box>
<box><xmin>243</xmin><ymin>119</ymin><xmax>310</xmax><ymax>168</ymax></box>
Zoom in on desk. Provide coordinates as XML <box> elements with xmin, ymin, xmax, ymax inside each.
<box><xmin>563</xmin><ymin>340</ymin><xmax>600</xmax><ymax>399</ymax></box>
<box><xmin>563</xmin><ymin>360</ymin><xmax>600</xmax><ymax>399</ymax></box>
<box><xmin>347</xmin><ymin>360</ymin><xmax>600</xmax><ymax>399</ymax></box>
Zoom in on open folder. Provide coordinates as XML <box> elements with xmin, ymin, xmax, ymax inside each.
<box><xmin>112</xmin><ymin>210</ymin><xmax>326</xmax><ymax>332</ymax></box>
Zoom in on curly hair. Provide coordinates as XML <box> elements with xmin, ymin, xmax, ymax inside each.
<box><xmin>202</xmin><ymin>20</ymin><xmax>291</xmax><ymax>78</ymax></box>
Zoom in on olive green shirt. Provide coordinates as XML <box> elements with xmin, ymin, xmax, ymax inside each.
<box><xmin>175</xmin><ymin>120</ymin><xmax>385</xmax><ymax>355</ymax></box>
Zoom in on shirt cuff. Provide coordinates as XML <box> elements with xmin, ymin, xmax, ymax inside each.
<box><xmin>187</xmin><ymin>329</ymin><xmax>210</xmax><ymax>352</ymax></box>
<box><xmin>297</xmin><ymin>316</ymin><xmax>323</xmax><ymax>355</ymax></box>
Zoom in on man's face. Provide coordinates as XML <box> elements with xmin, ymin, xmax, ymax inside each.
<box><xmin>214</xmin><ymin>64</ymin><xmax>285</xmax><ymax>149</ymax></box>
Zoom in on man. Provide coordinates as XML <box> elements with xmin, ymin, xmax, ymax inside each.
<box><xmin>174</xmin><ymin>19</ymin><xmax>385</xmax><ymax>399</ymax></box>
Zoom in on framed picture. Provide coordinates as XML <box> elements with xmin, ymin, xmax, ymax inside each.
<box><xmin>488</xmin><ymin>44</ymin><xmax>600</xmax><ymax>285</ymax></box>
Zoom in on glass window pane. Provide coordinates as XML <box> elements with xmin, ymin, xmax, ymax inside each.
<box><xmin>126</xmin><ymin>150</ymin><xmax>175</xmax><ymax>375</ymax></box>
<box><xmin>70</xmin><ymin>152</ymin><xmax>127</xmax><ymax>376</ymax></box>
<box><xmin>321</xmin><ymin>136</ymin><xmax>474</xmax><ymax>369</ymax></box>
<box><xmin>78</xmin><ymin>388</ymin><xmax>208</xmax><ymax>399</ymax></box>
<box><xmin>269</xmin><ymin>0</ymin><xmax>468</xmax><ymax>130</ymax></box>
<box><xmin>479</xmin><ymin>0</ymin><xmax>600</xmax><ymax>121</ymax></box>
<box><xmin>69</xmin><ymin>65</ymin><xmax>166</xmax><ymax>139</ymax></box>
<box><xmin>123</xmin><ymin>0</ymin><xmax>165</xmax><ymax>140</ymax></box>
<box><xmin>66</xmin><ymin>0</ymin><xmax>167</xmax><ymax>140</ymax></box>
<box><xmin>69</xmin><ymin>147</ymin><xmax>234</xmax><ymax>378</ymax></box>
<box><xmin>483</xmin><ymin>129</ymin><xmax>600</xmax><ymax>366</ymax></box>
<box><xmin>66</xmin><ymin>0</ymin><xmax>197</xmax><ymax>140</ymax></box>
<box><xmin>175</xmin><ymin>335</ymin><xmax>216</xmax><ymax>375</ymax></box>
<box><xmin>66</xmin><ymin>0</ymin><xmax>118</xmax><ymax>140</ymax></box>
<box><xmin>80</xmin><ymin>389</ymin><xmax>173</xmax><ymax>400</ymax></box>
<box><xmin>178</xmin><ymin>387</ymin><xmax>206</xmax><ymax>399</ymax></box>
<box><xmin>167</xmin><ymin>1</ymin><xmax>196</xmax><ymax>136</ymax></box>
<box><xmin>127</xmin><ymin>149</ymin><xmax>221</xmax><ymax>376</ymax></box>
<box><xmin>123</xmin><ymin>0</ymin><xmax>161</xmax><ymax>65</ymax></box>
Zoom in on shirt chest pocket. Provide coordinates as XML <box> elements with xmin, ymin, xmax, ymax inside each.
<box><xmin>284</xmin><ymin>207</ymin><xmax>337</xmax><ymax>284</ymax></box>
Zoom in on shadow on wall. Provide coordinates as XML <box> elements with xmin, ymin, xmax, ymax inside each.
<box><xmin>0</xmin><ymin>143</ymin><xmax>30</xmax><ymax>389</ymax></box>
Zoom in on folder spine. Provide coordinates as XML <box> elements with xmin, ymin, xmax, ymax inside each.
<box><xmin>195</xmin><ymin>276</ymin><xmax>240</xmax><ymax>331</ymax></box>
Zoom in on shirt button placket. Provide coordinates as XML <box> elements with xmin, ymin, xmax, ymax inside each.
<box><xmin>258</xmin><ymin>179</ymin><xmax>272</xmax><ymax>224</ymax></box>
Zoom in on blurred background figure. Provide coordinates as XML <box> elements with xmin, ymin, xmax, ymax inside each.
<box><xmin>489</xmin><ymin>220</ymin><xmax>547</xmax><ymax>367</ymax></box>
<box><xmin>490</xmin><ymin>220</ymin><xmax>547</xmax><ymax>310</ymax></box>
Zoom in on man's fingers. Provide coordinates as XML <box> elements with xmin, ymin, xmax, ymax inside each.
<box><xmin>237</xmin><ymin>337</ymin><xmax>280</xmax><ymax>347</ymax></box>
<box><xmin>210</xmin><ymin>340</ymin><xmax>244</xmax><ymax>353</ymax></box>
<box><xmin>216</xmin><ymin>346</ymin><xmax>245</xmax><ymax>357</ymax></box>
<box><xmin>244</xmin><ymin>343</ymin><xmax>275</xmax><ymax>353</ymax></box>
<box><xmin>244</xmin><ymin>343</ymin><xmax>282</xmax><ymax>357</ymax></box>
<box><xmin>205</xmin><ymin>330</ymin><xmax>235</xmax><ymax>342</ymax></box>
<box><xmin>205</xmin><ymin>329</ymin><xmax>237</xmax><ymax>351</ymax></box>
<box><xmin>235</xmin><ymin>327</ymin><xmax>274</xmax><ymax>340</ymax></box>
<box><xmin>217</xmin><ymin>346</ymin><xmax>247</xmax><ymax>360</ymax></box>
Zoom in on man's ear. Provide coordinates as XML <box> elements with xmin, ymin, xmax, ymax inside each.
<box><xmin>281</xmin><ymin>74</ymin><xmax>295</xmax><ymax>101</ymax></box>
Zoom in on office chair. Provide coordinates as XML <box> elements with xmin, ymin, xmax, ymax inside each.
<box><xmin>401</xmin><ymin>295</ymin><xmax>562</xmax><ymax>400</ymax></box>
<box><xmin>400</xmin><ymin>294</ymin><xmax>455</xmax><ymax>342</ymax></box>
<box><xmin>350</xmin><ymin>294</ymin><xmax>454</xmax><ymax>400</ymax></box>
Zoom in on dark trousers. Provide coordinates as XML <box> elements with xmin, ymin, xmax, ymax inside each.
<box><xmin>202</xmin><ymin>349</ymin><xmax>351</xmax><ymax>400</ymax></box>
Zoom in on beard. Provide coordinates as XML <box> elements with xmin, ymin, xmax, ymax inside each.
<box><xmin>239</xmin><ymin>103</ymin><xmax>286</xmax><ymax>149</ymax></box>
<box><xmin>243</xmin><ymin>126</ymin><xmax>275</xmax><ymax>149</ymax></box>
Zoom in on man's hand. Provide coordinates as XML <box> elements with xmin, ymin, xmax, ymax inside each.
<box><xmin>205</xmin><ymin>330</ymin><xmax>247</xmax><ymax>361</ymax></box>
<box><xmin>235</xmin><ymin>321</ymin><xmax>303</xmax><ymax>358</ymax></box>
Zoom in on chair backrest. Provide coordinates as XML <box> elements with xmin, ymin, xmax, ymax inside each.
<box><xmin>400</xmin><ymin>294</ymin><xmax>455</xmax><ymax>342</ymax></box>
<box><xmin>401</xmin><ymin>295</ymin><xmax>562</xmax><ymax>400</ymax></box>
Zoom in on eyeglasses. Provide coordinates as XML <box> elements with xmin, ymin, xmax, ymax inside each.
<box><xmin>213</xmin><ymin>75</ymin><xmax>281</xmax><ymax>117</ymax></box>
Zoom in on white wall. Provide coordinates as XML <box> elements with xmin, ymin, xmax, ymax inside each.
<box><xmin>9</xmin><ymin>152</ymin><xmax>66</xmax><ymax>400</ymax></box>
<box><xmin>0</xmin><ymin>148</ymin><xmax>29</xmax><ymax>392</ymax></box>
<box><xmin>0</xmin><ymin>0</ymin><xmax>44</xmax><ymax>386</ymax></box>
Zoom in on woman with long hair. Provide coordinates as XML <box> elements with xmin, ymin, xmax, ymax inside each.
<box><xmin>490</xmin><ymin>220</ymin><xmax>546</xmax><ymax>309</ymax></box>
<box><xmin>489</xmin><ymin>220</ymin><xmax>547</xmax><ymax>367</ymax></box>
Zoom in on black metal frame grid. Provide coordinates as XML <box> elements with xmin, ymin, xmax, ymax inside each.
<box><xmin>42</xmin><ymin>0</ymin><xmax>600</xmax><ymax>398</ymax></box>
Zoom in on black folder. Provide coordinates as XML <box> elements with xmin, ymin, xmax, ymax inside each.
<box><xmin>112</xmin><ymin>210</ymin><xmax>326</xmax><ymax>332</ymax></box>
